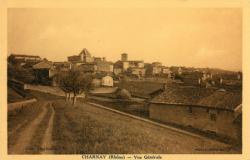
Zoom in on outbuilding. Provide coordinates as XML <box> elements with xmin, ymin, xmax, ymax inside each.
<box><xmin>149</xmin><ymin>86</ymin><xmax>242</xmax><ymax>143</ymax></box>
<box><xmin>101</xmin><ymin>75</ymin><xmax>114</xmax><ymax>87</ymax></box>
<box><xmin>33</xmin><ymin>61</ymin><xmax>56</xmax><ymax>85</ymax></box>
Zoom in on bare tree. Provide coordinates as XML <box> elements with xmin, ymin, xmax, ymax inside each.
<box><xmin>57</xmin><ymin>69</ymin><xmax>93</xmax><ymax>105</ymax></box>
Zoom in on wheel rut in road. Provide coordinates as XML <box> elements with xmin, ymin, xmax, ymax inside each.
<box><xmin>40</xmin><ymin>102</ymin><xmax>55</xmax><ymax>154</ymax></box>
<box><xmin>9</xmin><ymin>102</ymin><xmax>48</xmax><ymax>154</ymax></box>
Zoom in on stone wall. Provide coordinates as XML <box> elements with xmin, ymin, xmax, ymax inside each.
<box><xmin>8</xmin><ymin>98</ymin><xmax>37</xmax><ymax>111</ymax></box>
<box><xmin>149</xmin><ymin>102</ymin><xmax>240</xmax><ymax>141</ymax></box>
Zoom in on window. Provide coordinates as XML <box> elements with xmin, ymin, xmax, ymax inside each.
<box><xmin>217</xmin><ymin>109</ymin><xmax>220</xmax><ymax>114</ymax></box>
<box><xmin>210</xmin><ymin>113</ymin><xmax>217</xmax><ymax>121</ymax></box>
<box><xmin>188</xmin><ymin>107</ymin><xmax>192</xmax><ymax>113</ymax></box>
<box><xmin>206</xmin><ymin>108</ymin><xmax>209</xmax><ymax>113</ymax></box>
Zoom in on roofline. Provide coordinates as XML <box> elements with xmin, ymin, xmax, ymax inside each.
<box><xmin>68</xmin><ymin>55</ymin><xmax>80</xmax><ymax>58</ymax></box>
<box><xmin>128</xmin><ymin>60</ymin><xmax>144</xmax><ymax>63</ymax></box>
<box><xmin>10</xmin><ymin>54</ymin><xmax>41</xmax><ymax>58</ymax></box>
<box><xmin>149</xmin><ymin>101</ymin><xmax>235</xmax><ymax>112</ymax></box>
<box><xmin>234</xmin><ymin>104</ymin><xmax>242</xmax><ymax>112</ymax></box>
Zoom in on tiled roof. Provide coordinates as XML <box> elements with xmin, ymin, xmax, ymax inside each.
<box><xmin>197</xmin><ymin>90</ymin><xmax>242</xmax><ymax>110</ymax></box>
<box><xmin>11</xmin><ymin>54</ymin><xmax>41</xmax><ymax>58</ymax></box>
<box><xmin>152</xmin><ymin>86</ymin><xmax>214</xmax><ymax>104</ymax></box>
<box><xmin>96</xmin><ymin>61</ymin><xmax>113</xmax><ymax>65</ymax></box>
<box><xmin>114</xmin><ymin>61</ymin><xmax>123</xmax><ymax>68</ymax></box>
<box><xmin>33</xmin><ymin>61</ymin><xmax>53</xmax><ymax>69</ymax></box>
<box><xmin>79</xmin><ymin>48</ymin><xmax>91</xmax><ymax>56</ymax></box>
<box><xmin>117</xmin><ymin>81</ymin><xmax>164</xmax><ymax>98</ymax></box>
<box><xmin>151</xmin><ymin>86</ymin><xmax>242</xmax><ymax>110</ymax></box>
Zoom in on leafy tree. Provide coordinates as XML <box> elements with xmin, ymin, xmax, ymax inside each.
<box><xmin>57</xmin><ymin>69</ymin><xmax>93</xmax><ymax>105</ymax></box>
<box><xmin>8</xmin><ymin>63</ymin><xmax>35</xmax><ymax>83</ymax></box>
<box><xmin>174</xmin><ymin>74</ymin><xmax>183</xmax><ymax>81</ymax></box>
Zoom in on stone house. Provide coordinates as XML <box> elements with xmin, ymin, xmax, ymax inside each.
<box><xmin>127</xmin><ymin>67</ymin><xmax>146</xmax><ymax>78</ymax></box>
<box><xmin>92</xmin><ymin>78</ymin><xmax>102</xmax><ymax>87</ymax></box>
<box><xmin>68</xmin><ymin>48</ymin><xmax>94</xmax><ymax>63</ymax></box>
<box><xmin>181</xmin><ymin>71</ymin><xmax>203</xmax><ymax>86</ymax></box>
<box><xmin>68</xmin><ymin>48</ymin><xmax>113</xmax><ymax>74</ymax></box>
<box><xmin>53</xmin><ymin>62</ymin><xmax>72</xmax><ymax>71</ymax></box>
<box><xmin>8</xmin><ymin>54</ymin><xmax>42</xmax><ymax>66</ymax></box>
<box><xmin>92</xmin><ymin>74</ymin><xmax>114</xmax><ymax>87</ymax></box>
<box><xmin>114</xmin><ymin>53</ymin><xmax>144</xmax><ymax>73</ymax></box>
<box><xmin>96</xmin><ymin>61</ymin><xmax>113</xmax><ymax>73</ymax></box>
<box><xmin>77</xmin><ymin>63</ymin><xmax>97</xmax><ymax>73</ymax></box>
<box><xmin>161</xmin><ymin>67</ymin><xmax>172</xmax><ymax>78</ymax></box>
<box><xmin>33</xmin><ymin>61</ymin><xmax>57</xmax><ymax>85</ymax></box>
<box><xmin>170</xmin><ymin>66</ymin><xmax>183</xmax><ymax>75</ymax></box>
<box><xmin>113</xmin><ymin>67</ymin><xmax>123</xmax><ymax>75</ymax></box>
<box><xmin>101</xmin><ymin>75</ymin><xmax>114</xmax><ymax>87</ymax></box>
<box><xmin>146</xmin><ymin>65</ymin><xmax>162</xmax><ymax>76</ymax></box>
<box><xmin>145</xmin><ymin>63</ymin><xmax>172</xmax><ymax>78</ymax></box>
<box><xmin>162</xmin><ymin>67</ymin><xmax>171</xmax><ymax>74</ymax></box>
<box><xmin>149</xmin><ymin>86</ymin><xmax>242</xmax><ymax>142</ymax></box>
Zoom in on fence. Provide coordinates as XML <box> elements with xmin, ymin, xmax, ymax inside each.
<box><xmin>8</xmin><ymin>98</ymin><xmax>37</xmax><ymax>111</ymax></box>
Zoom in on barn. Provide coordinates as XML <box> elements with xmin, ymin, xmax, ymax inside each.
<box><xmin>149</xmin><ymin>85</ymin><xmax>242</xmax><ymax>142</ymax></box>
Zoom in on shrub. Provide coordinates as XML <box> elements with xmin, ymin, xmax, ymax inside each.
<box><xmin>117</xmin><ymin>89</ymin><xmax>131</xmax><ymax>99</ymax></box>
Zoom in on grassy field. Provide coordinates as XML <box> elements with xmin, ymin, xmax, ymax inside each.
<box><xmin>8</xmin><ymin>87</ymin><xmax>24</xmax><ymax>103</ymax></box>
<box><xmin>8</xmin><ymin>91</ymin><xmax>238</xmax><ymax>154</ymax></box>
<box><xmin>86</xmin><ymin>97</ymin><xmax>241</xmax><ymax>146</ymax></box>
<box><xmin>87</xmin><ymin>98</ymin><xmax>149</xmax><ymax>118</ymax></box>
<box><xmin>51</xmin><ymin>99</ymin><xmax>235</xmax><ymax>154</ymax></box>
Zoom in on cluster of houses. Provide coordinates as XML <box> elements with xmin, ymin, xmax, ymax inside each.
<box><xmin>8</xmin><ymin>49</ymin><xmax>242</xmax><ymax>144</ymax></box>
<box><xmin>8</xmin><ymin>48</ymin><xmax>242</xmax><ymax>88</ymax></box>
<box><xmin>67</xmin><ymin>49</ymin><xmax>174</xmax><ymax>79</ymax></box>
<box><xmin>8</xmin><ymin>48</ymin><xmax>174</xmax><ymax>87</ymax></box>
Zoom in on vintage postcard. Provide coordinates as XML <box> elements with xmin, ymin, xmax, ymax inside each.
<box><xmin>0</xmin><ymin>0</ymin><xmax>249</xmax><ymax>160</ymax></box>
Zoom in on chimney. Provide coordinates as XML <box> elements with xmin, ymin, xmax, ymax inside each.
<box><xmin>198</xmin><ymin>78</ymin><xmax>201</xmax><ymax>85</ymax></box>
<box><xmin>163</xmin><ymin>83</ymin><xmax>167</xmax><ymax>91</ymax></box>
<box><xmin>220</xmin><ymin>78</ymin><xmax>223</xmax><ymax>85</ymax></box>
<box><xmin>121</xmin><ymin>53</ymin><xmax>128</xmax><ymax>61</ymax></box>
<box><xmin>237</xmin><ymin>74</ymin><xmax>241</xmax><ymax>80</ymax></box>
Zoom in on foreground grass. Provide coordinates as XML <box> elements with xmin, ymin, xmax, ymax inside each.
<box><xmin>87</xmin><ymin>98</ymin><xmax>240</xmax><ymax>147</ymax></box>
<box><xmin>8</xmin><ymin>90</ymin><xmax>239</xmax><ymax>154</ymax></box>
<box><xmin>52</xmin><ymin>99</ymin><xmax>235</xmax><ymax>154</ymax></box>
<box><xmin>87</xmin><ymin>98</ymin><xmax>149</xmax><ymax>118</ymax></box>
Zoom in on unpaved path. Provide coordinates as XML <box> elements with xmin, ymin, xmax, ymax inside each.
<box><xmin>8</xmin><ymin>102</ymin><xmax>44</xmax><ymax>138</ymax></box>
<box><xmin>9</xmin><ymin>102</ymin><xmax>48</xmax><ymax>154</ymax></box>
<box><xmin>40</xmin><ymin>103</ymin><xmax>55</xmax><ymax>154</ymax></box>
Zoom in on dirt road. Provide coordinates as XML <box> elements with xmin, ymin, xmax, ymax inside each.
<box><xmin>40</xmin><ymin>103</ymin><xmax>55</xmax><ymax>154</ymax></box>
<box><xmin>8</xmin><ymin>91</ymin><xmax>239</xmax><ymax>154</ymax></box>
<box><xmin>8</xmin><ymin>101</ymin><xmax>55</xmax><ymax>154</ymax></box>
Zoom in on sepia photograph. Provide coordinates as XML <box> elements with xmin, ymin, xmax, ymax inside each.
<box><xmin>4</xmin><ymin>5</ymin><xmax>243</xmax><ymax>156</ymax></box>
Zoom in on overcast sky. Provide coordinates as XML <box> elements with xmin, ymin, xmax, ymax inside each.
<box><xmin>8</xmin><ymin>8</ymin><xmax>242</xmax><ymax>71</ymax></box>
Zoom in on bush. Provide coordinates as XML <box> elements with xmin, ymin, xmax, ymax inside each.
<box><xmin>117</xmin><ymin>89</ymin><xmax>131</xmax><ymax>99</ymax></box>
<box><xmin>8</xmin><ymin>63</ymin><xmax>35</xmax><ymax>83</ymax></box>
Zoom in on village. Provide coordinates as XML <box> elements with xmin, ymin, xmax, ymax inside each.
<box><xmin>7</xmin><ymin>48</ymin><xmax>242</xmax><ymax>154</ymax></box>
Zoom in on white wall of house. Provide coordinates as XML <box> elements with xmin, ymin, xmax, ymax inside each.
<box><xmin>137</xmin><ymin>62</ymin><xmax>144</xmax><ymax>68</ymax></box>
<box><xmin>122</xmin><ymin>62</ymin><xmax>129</xmax><ymax>71</ymax></box>
<box><xmin>109</xmin><ymin>64</ymin><xmax>114</xmax><ymax>72</ymax></box>
<box><xmin>101</xmin><ymin>76</ymin><xmax>114</xmax><ymax>87</ymax></box>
